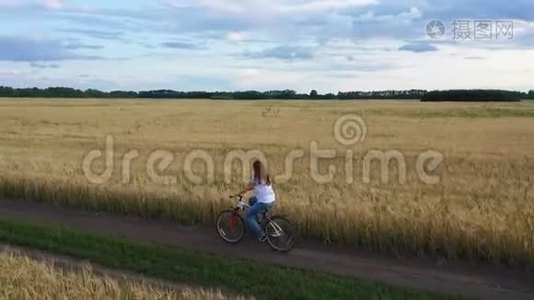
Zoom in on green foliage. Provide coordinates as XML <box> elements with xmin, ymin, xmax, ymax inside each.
<box><xmin>1</xmin><ymin>85</ymin><xmax>530</xmax><ymax>101</ymax></box>
<box><xmin>421</xmin><ymin>90</ymin><xmax>525</xmax><ymax>102</ymax></box>
<box><xmin>0</xmin><ymin>218</ymin><xmax>460</xmax><ymax>300</ymax></box>
<box><xmin>338</xmin><ymin>90</ymin><xmax>427</xmax><ymax>99</ymax></box>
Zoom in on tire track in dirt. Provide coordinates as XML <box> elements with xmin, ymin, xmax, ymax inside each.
<box><xmin>0</xmin><ymin>199</ymin><xmax>532</xmax><ymax>300</ymax></box>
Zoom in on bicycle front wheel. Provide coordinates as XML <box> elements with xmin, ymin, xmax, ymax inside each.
<box><xmin>265</xmin><ymin>216</ymin><xmax>294</xmax><ymax>252</ymax></box>
<box><xmin>216</xmin><ymin>210</ymin><xmax>245</xmax><ymax>243</ymax></box>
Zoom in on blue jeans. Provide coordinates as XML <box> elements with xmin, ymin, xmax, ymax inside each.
<box><xmin>246</xmin><ymin>197</ymin><xmax>273</xmax><ymax>238</ymax></box>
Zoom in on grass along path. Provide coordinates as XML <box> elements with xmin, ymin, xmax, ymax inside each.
<box><xmin>0</xmin><ymin>217</ymin><xmax>460</xmax><ymax>300</ymax></box>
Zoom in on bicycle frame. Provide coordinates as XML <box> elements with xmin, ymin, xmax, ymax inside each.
<box><xmin>266</xmin><ymin>219</ymin><xmax>284</xmax><ymax>237</ymax></box>
<box><xmin>231</xmin><ymin>195</ymin><xmax>269</xmax><ymax>226</ymax></box>
<box><xmin>234</xmin><ymin>196</ymin><xmax>250</xmax><ymax>212</ymax></box>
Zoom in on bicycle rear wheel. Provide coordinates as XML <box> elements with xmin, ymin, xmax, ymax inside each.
<box><xmin>265</xmin><ymin>216</ymin><xmax>294</xmax><ymax>252</ymax></box>
<box><xmin>216</xmin><ymin>210</ymin><xmax>245</xmax><ymax>243</ymax></box>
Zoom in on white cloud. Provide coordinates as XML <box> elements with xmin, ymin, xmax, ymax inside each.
<box><xmin>1</xmin><ymin>0</ymin><xmax>533</xmax><ymax>92</ymax></box>
<box><xmin>34</xmin><ymin>0</ymin><xmax>95</xmax><ymax>12</ymax></box>
<box><xmin>280</xmin><ymin>0</ymin><xmax>378</xmax><ymax>13</ymax></box>
<box><xmin>164</xmin><ymin>0</ymin><xmax>376</xmax><ymax>14</ymax></box>
<box><xmin>235</xmin><ymin>68</ymin><xmax>306</xmax><ymax>89</ymax></box>
<box><xmin>42</xmin><ymin>0</ymin><xmax>63</xmax><ymax>10</ymax></box>
<box><xmin>0</xmin><ymin>0</ymin><xmax>23</xmax><ymax>7</ymax></box>
<box><xmin>226</xmin><ymin>32</ymin><xmax>245</xmax><ymax>42</ymax></box>
<box><xmin>354</xmin><ymin>7</ymin><xmax>422</xmax><ymax>23</ymax></box>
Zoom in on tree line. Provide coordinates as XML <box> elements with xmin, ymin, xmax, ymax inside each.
<box><xmin>421</xmin><ymin>90</ymin><xmax>528</xmax><ymax>102</ymax></box>
<box><xmin>0</xmin><ymin>86</ymin><xmax>532</xmax><ymax>101</ymax></box>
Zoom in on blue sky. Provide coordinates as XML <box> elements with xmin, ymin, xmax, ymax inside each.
<box><xmin>0</xmin><ymin>0</ymin><xmax>533</xmax><ymax>92</ymax></box>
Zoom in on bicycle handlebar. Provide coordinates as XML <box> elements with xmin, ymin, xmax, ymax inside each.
<box><xmin>229</xmin><ymin>194</ymin><xmax>248</xmax><ymax>209</ymax></box>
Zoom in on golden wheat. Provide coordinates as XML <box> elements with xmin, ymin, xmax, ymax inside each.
<box><xmin>0</xmin><ymin>251</ymin><xmax>240</xmax><ymax>299</ymax></box>
<box><xmin>0</xmin><ymin>99</ymin><xmax>533</xmax><ymax>264</ymax></box>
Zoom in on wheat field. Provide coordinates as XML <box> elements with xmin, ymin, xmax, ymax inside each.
<box><xmin>0</xmin><ymin>251</ymin><xmax>238</xmax><ymax>299</ymax></box>
<box><xmin>0</xmin><ymin>99</ymin><xmax>533</xmax><ymax>264</ymax></box>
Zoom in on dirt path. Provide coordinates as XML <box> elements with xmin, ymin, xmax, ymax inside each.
<box><xmin>0</xmin><ymin>199</ymin><xmax>532</xmax><ymax>300</ymax></box>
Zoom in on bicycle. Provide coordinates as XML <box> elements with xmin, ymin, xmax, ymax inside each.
<box><xmin>216</xmin><ymin>195</ymin><xmax>294</xmax><ymax>252</ymax></box>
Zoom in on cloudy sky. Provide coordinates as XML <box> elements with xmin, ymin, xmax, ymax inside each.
<box><xmin>0</xmin><ymin>0</ymin><xmax>533</xmax><ymax>92</ymax></box>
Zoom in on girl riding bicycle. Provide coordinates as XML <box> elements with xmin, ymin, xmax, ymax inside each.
<box><xmin>237</xmin><ymin>160</ymin><xmax>276</xmax><ymax>242</ymax></box>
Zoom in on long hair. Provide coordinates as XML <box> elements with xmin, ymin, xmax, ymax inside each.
<box><xmin>252</xmin><ymin>160</ymin><xmax>271</xmax><ymax>185</ymax></box>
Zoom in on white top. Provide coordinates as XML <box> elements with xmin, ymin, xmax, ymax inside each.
<box><xmin>250</xmin><ymin>178</ymin><xmax>276</xmax><ymax>204</ymax></box>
